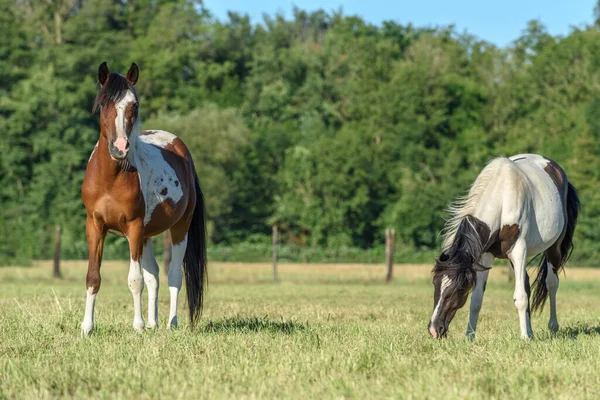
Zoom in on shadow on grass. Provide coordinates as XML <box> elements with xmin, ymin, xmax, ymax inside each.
<box><xmin>201</xmin><ymin>316</ymin><xmax>306</xmax><ymax>334</ymax></box>
<box><xmin>560</xmin><ymin>324</ymin><xmax>600</xmax><ymax>339</ymax></box>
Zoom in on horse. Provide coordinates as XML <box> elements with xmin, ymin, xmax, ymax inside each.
<box><xmin>428</xmin><ymin>154</ymin><xmax>580</xmax><ymax>339</ymax></box>
<box><xmin>80</xmin><ymin>62</ymin><xmax>207</xmax><ymax>336</ymax></box>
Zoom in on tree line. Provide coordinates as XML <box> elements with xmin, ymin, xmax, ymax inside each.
<box><xmin>3</xmin><ymin>0</ymin><xmax>600</xmax><ymax>265</ymax></box>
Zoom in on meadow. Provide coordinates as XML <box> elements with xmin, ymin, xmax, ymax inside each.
<box><xmin>1</xmin><ymin>261</ymin><xmax>600</xmax><ymax>399</ymax></box>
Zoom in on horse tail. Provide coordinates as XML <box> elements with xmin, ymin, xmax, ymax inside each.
<box><xmin>183</xmin><ymin>170</ymin><xmax>208</xmax><ymax>326</ymax></box>
<box><xmin>531</xmin><ymin>181</ymin><xmax>580</xmax><ymax>312</ymax></box>
<box><xmin>560</xmin><ymin>182</ymin><xmax>580</xmax><ymax>267</ymax></box>
<box><xmin>530</xmin><ymin>254</ymin><xmax>549</xmax><ymax>312</ymax></box>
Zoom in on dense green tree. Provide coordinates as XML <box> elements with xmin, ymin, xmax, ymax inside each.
<box><xmin>3</xmin><ymin>1</ymin><xmax>600</xmax><ymax>265</ymax></box>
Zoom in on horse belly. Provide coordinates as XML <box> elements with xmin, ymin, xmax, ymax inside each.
<box><xmin>143</xmin><ymin>195</ymin><xmax>189</xmax><ymax>237</ymax></box>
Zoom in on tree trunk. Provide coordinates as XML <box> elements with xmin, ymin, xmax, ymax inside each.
<box><xmin>54</xmin><ymin>11</ymin><xmax>62</xmax><ymax>44</ymax></box>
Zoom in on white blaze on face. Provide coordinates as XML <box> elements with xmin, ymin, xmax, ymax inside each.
<box><xmin>114</xmin><ymin>90</ymin><xmax>136</xmax><ymax>152</ymax></box>
<box><xmin>431</xmin><ymin>275</ymin><xmax>452</xmax><ymax>323</ymax></box>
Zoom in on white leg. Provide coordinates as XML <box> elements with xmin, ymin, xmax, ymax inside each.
<box><xmin>465</xmin><ymin>253</ymin><xmax>493</xmax><ymax>339</ymax></box>
<box><xmin>168</xmin><ymin>235</ymin><xmax>187</xmax><ymax>329</ymax></box>
<box><xmin>141</xmin><ymin>240</ymin><xmax>159</xmax><ymax>329</ymax></box>
<box><xmin>81</xmin><ymin>288</ymin><xmax>97</xmax><ymax>337</ymax></box>
<box><xmin>511</xmin><ymin>243</ymin><xmax>533</xmax><ymax>338</ymax></box>
<box><xmin>546</xmin><ymin>261</ymin><xmax>560</xmax><ymax>333</ymax></box>
<box><xmin>128</xmin><ymin>255</ymin><xmax>145</xmax><ymax>331</ymax></box>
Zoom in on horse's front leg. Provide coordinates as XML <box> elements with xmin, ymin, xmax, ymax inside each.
<box><xmin>81</xmin><ymin>215</ymin><xmax>106</xmax><ymax>337</ymax></box>
<box><xmin>510</xmin><ymin>242</ymin><xmax>533</xmax><ymax>338</ymax></box>
<box><xmin>465</xmin><ymin>253</ymin><xmax>493</xmax><ymax>340</ymax></box>
<box><xmin>141</xmin><ymin>238</ymin><xmax>159</xmax><ymax>329</ymax></box>
<box><xmin>127</xmin><ymin>219</ymin><xmax>145</xmax><ymax>332</ymax></box>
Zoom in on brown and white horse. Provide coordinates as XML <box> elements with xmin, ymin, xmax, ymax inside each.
<box><xmin>80</xmin><ymin>62</ymin><xmax>207</xmax><ymax>336</ymax></box>
<box><xmin>428</xmin><ymin>154</ymin><xmax>580</xmax><ymax>339</ymax></box>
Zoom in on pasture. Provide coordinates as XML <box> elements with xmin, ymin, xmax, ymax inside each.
<box><xmin>1</xmin><ymin>261</ymin><xmax>600</xmax><ymax>399</ymax></box>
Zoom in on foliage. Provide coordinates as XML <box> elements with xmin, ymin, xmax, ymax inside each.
<box><xmin>3</xmin><ymin>1</ymin><xmax>600</xmax><ymax>264</ymax></box>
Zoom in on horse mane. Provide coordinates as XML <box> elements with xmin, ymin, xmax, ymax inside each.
<box><xmin>441</xmin><ymin>157</ymin><xmax>504</xmax><ymax>251</ymax></box>
<box><xmin>433</xmin><ymin>158</ymin><xmax>510</xmax><ymax>294</ymax></box>
<box><xmin>93</xmin><ymin>72</ymin><xmax>138</xmax><ymax>113</ymax></box>
<box><xmin>433</xmin><ymin>216</ymin><xmax>487</xmax><ymax>295</ymax></box>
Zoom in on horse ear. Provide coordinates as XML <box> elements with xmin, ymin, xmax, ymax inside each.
<box><xmin>126</xmin><ymin>63</ymin><xmax>139</xmax><ymax>85</ymax></box>
<box><xmin>98</xmin><ymin>62</ymin><xmax>110</xmax><ymax>87</ymax></box>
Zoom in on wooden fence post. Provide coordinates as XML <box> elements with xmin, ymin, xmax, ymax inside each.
<box><xmin>53</xmin><ymin>225</ymin><xmax>61</xmax><ymax>278</ymax></box>
<box><xmin>272</xmin><ymin>225</ymin><xmax>278</xmax><ymax>281</ymax></box>
<box><xmin>385</xmin><ymin>228</ymin><xmax>395</xmax><ymax>283</ymax></box>
<box><xmin>164</xmin><ymin>232</ymin><xmax>172</xmax><ymax>275</ymax></box>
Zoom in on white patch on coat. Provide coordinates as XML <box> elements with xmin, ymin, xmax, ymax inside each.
<box><xmin>128</xmin><ymin>254</ymin><xmax>145</xmax><ymax>331</ymax></box>
<box><xmin>128</xmin><ymin>130</ymin><xmax>184</xmax><ymax>225</ymax></box>
<box><xmin>141</xmin><ymin>130</ymin><xmax>177</xmax><ymax>148</ymax></box>
<box><xmin>114</xmin><ymin>90</ymin><xmax>136</xmax><ymax>140</ymax></box>
<box><xmin>441</xmin><ymin>154</ymin><xmax>564</xmax><ymax>258</ymax></box>
<box><xmin>431</xmin><ymin>275</ymin><xmax>452</xmax><ymax>323</ymax></box>
<box><xmin>141</xmin><ymin>240</ymin><xmax>159</xmax><ymax>329</ymax></box>
<box><xmin>81</xmin><ymin>287</ymin><xmax>97</xmax><ymax>337</ymax></box>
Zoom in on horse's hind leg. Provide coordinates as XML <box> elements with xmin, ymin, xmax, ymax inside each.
<box><xmin>141</xmin><ymin>239</ymin><xmax>159</xmax><ymax>329</ymax></box>
<box><xmin>545</xmin><ymin>246</ymin><xmax>561</xmax><ymax>333</ymax></box>
<box><xmin>465</xmin><ymin>253</ymin><xmax>493</xmax><ymax>340</ymax></box>
<box><xmin>167</xmin><ymin>230</ymin><xmax>187</xmax><ymax>329</ymax></box>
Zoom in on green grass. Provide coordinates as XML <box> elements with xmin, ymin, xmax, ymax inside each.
<box><xmin>1</xmin><ymin>261</ymin><xmax>600</xmax><ymax>399</ymax></box>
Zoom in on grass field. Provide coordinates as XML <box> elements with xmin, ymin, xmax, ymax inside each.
<box><xmin>1</xmin><ymin>261</ymin><xmax>600</xmax><ymax>399</ymax></box>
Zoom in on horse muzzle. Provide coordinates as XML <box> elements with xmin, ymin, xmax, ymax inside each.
<box><xmin>428</xmin><ymin>321</ymin><xmax>447</xmax><ymax>339</ymax></box>
<box><xmin>109</xmin><ymin>137</ymin><xmax>130</xmax><ymax>160</ymax></box>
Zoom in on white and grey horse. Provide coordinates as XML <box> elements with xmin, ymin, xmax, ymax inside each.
<box><xmin>428</xmin><ymin>154</ymin><xmax>580</xmax><ymax>339</ymax></box>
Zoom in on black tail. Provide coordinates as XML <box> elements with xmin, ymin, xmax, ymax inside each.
<box><xmin>183</xmin><ymin>171</ymin><xmax>207</xmax><ymax>326</ymax></box>
<box><xmin>531</xmin><ymin>182</ymin><xmax>580</xmax><ymax>312</ymax></box>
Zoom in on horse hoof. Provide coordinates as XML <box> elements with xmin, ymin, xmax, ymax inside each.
<box><xmin>168</xmin><ymin>316</ymin><xmax>178</xmax><ymax>330</ymax></box>
<box><xmin>133</xmin><ymin>319</ymin><xmax>145</xmax><ymax>332</ymax></box>
<box><xmin>81</xmin><ymin>322</ymin><xmax>94</xmax><ymax>337</ymax></box>
<box><xmin>146</xmin><ymin>322</ymin><xmax>158</xmax><ymax>330</ymax></box>
<box><xmin>521</xmin><ymin>333</ymin><xmax>534</xmax><ymax>340</ymax></box>
<box><xmin>548</xmin><ymin>322</ymin><xmax>559</xmax><ymax>334</ymax></box>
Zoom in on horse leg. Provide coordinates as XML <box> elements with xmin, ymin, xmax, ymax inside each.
<box><xmin>545</xmin><ymin>246</ymin><xmax>561</xmax><ymax>334</ymax></box>
<box><xmin>510</xmin><ymin>241</ymin><xmax>533</xmax><ymax>338</ymax></box>
<box><xmin>167</xmin><ymin>232</ymin><xmax>187</xmax><ymax>329</ymax></box>
<box><xmin>81</xmin><ymin>215</ymin><xmax>106</xmax><ymax>337</ymax></box>
<box><xmin>465</xmin><ymin>253</ymin><xmax>493</xmax><ymax>339</ymax></box>
<box><xmin>127</xmin><ymin>219</ymin><xmax>145</xmax><ymax>332</ymax></box>
<box><xmin>141</xmin><ymin>239</ymin><xmax>159</xmax><ymax>329</ymax></box>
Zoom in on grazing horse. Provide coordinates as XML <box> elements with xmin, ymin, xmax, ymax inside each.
<box><xmin>80</xmin><ymin>62</ymin><xmax>207</xmax><ymax>336</ymax></box>
<box><xmin>428</xmin><ymin>154</ymin><xmax>580</xmax><ymax>339</ymax></box>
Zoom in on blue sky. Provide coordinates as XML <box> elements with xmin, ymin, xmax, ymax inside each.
<box><xmin>203</xmin><ymin>0</ymin><xmax>597</xmax><ymax>47</ymax></box>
